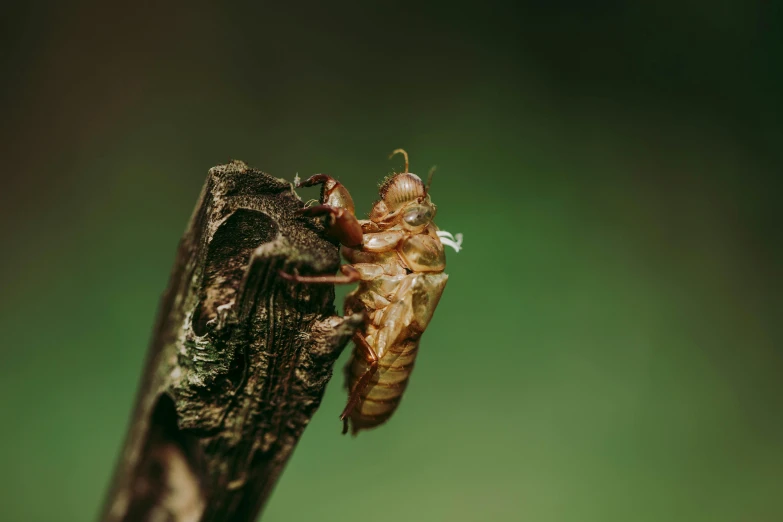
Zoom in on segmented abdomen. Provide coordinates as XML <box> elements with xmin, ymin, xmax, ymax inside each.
<box><xmin>346</xmin><ymin>337</ymin><xmax>420</xmax><ymax>435</ymax></box>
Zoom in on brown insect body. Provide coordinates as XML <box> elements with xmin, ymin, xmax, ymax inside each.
<box><xmin>281</xmin><ymin>150</ymin><xmax>458</xmax><ymax>435</ymax></box>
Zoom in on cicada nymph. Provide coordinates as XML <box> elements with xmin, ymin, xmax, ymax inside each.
<box><xmin>281</xmin><ymin>150</ymin><xmax>462</xmax><ymax>435</ymax></box>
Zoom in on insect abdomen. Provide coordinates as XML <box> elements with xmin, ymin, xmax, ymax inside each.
<box><xmin>347</xmin><ymin>338</ymin><xmax>420</xmax><ymax>434</ymax></box>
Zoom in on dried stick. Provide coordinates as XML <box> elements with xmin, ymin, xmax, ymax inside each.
<box><xmin>100</xmin><ymin>161</ymin><xmax>360</xmax><ymax>522</ymax></box>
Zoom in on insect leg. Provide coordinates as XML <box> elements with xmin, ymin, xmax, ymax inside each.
<box><xmin>296</xmin><ymin>173</ymin><xmax>335</xmax><ymax>188</ymax></box>
<box><xmin>340</xmin><ymin>331</ymin><xmax>378</xmax><ymax>434</ymax></box>
<box><xmin>278</xmin><ymin>264</ymin><xmax>361</xmax><ymax>284</ymax></box>
<box><xmin>297</xmin><ymin>174</ymin><xmax>356</xmax><ymax>217</ymax></box>
<box><xmin>295</xmin><ymin>204</ymin><xmax>363</xmax><ymax>248</ymax></box>
<box><xmin>296</xmin><ymin>204</ymin><xmax>340</xmax><ymax>218</ymax></box>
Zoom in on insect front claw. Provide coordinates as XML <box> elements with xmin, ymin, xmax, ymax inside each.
<box><xmin>278</xmin><ymin>268</ymin><xmax>300</xmax><ymax>282</ymax></box>
<box><xmin>278</xmin><ymin>265</ymin><xmax>361</xmax><ymax>285</ymax></box>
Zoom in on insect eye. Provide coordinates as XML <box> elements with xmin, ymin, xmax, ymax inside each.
<box><xmin>403</xmin><ymin>205</ymin><xmax>433</xmax><ymax>228</ymax></box>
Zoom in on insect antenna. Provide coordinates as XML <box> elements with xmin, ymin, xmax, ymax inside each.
<box><xmin>425</xmin><ymin>165</ymin><xmax>437</xmax><ymax>195</ymax></box>
<box><xmin>389</xmin><ymin>148</ymin><xmax>410</xmax><ymax>173</ymax></box>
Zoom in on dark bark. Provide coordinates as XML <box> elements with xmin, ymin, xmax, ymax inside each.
<box><xmin>100</xmin><ymin>161</ymin><xmax>360</xmax><ymax>522</ymax></box>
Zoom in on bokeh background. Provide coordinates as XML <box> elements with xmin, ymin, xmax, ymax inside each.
<box><xmin>2</xmin><ymin>2</ymin><xmax>782</xmax><ymax>521</ymax></box>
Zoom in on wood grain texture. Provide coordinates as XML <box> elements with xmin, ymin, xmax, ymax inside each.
<box><xmin>101</xmin><ymin>161</ymin><xmax>361</xmax><ymax>522</ymax></box>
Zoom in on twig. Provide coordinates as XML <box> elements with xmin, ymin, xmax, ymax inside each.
<box><xmin>100</xmin><ymin>160</ymin><xmax>361</xmax><ymax>522</ymax></box>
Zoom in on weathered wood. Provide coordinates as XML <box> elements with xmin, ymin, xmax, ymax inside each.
<box><xmin>101</xmin><ymin>161</ymin><xmax>361</xmax><ymax>522</ymax></box>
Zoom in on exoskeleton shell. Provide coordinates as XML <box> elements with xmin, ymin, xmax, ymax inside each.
<box><xmin>380</xmin><ymin>173</ymin><xmax>425</xmax><ymax>210</ymax></box>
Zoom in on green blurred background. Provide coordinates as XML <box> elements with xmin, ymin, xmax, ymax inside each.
<box><xmin>2</xmin><ymin>1</ymin><xmax>782</xmax><ymax>521</ymax></box>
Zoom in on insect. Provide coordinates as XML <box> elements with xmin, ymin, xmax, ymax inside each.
<box><xmin>281</xmin><ymin>150</ymin><xmax>462</xmax><ymax>435</ymax></box>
